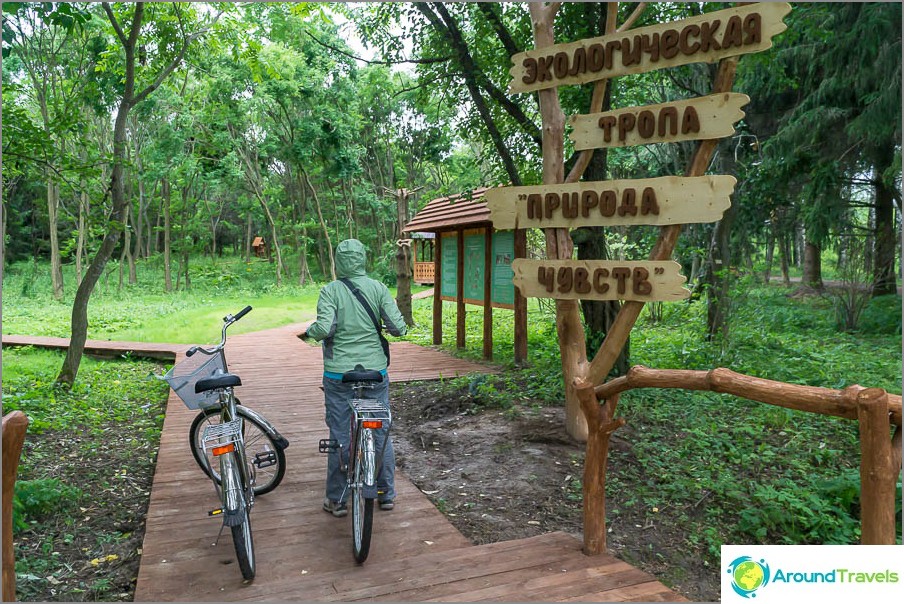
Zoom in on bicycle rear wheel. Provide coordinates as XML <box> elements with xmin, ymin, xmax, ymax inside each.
<box><xmin>190</xmin><ymin>403</ymin><xmax>286</xmax><ymax>495</ymax></box>
<box><xmin>352</xmin><ymin>428</ymin><xmax>374</xmax><ymax>564</ymax></box>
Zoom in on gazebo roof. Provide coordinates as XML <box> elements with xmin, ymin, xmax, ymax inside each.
<box><xmin>402</xmin><ymin>187</ymin><xmax>494</xmax><ymax>233</ymax></box>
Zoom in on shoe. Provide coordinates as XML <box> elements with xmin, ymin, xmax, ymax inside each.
<box><xmin>323</xmin><ymin>498</ymin><xmax>348</xmax><ymax>517</ymax></box>
<box><xmin>379</xmin><ymin>499</ymin><xmax>394</xmax><ymax>511</ymax></box>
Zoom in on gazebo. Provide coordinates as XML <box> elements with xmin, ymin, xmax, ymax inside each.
<box><xmin>403</xmin><ymin>188</ymin><xmax>527</xmax><ymax>364</ymax></box>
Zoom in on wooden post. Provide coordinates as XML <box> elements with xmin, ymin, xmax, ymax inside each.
<box><xmin>855</xmin><ymin>388</ymin><xmax>896</xmax><ymax>544</ymax></box>
<box><xmin>514</xmin><ymin>228</ymin><xmax>528</xmax><ymax>365</ymax></box>
<box><xmin>3</xmin><ymin>411</ymin><xmax>29</xmax><ymax>602</ymax></box>
<box><xmin>456</xmin><ymin>228</ymin><xmax>466</xmax><ymax>349</ymax></box>
<box><xmin>432</xmin><ymin>232</ymin><xmax>443</xmax><ymax>346</ymax></box>
<box><xmin>483</xmin><ymin>227</ymin><xmax>493</xmax><ymax>360</ymax></box>
<box><xmin>576</xmin><ymin>381</ymin><xmax>624</xmax><ymax>555</ymax></box>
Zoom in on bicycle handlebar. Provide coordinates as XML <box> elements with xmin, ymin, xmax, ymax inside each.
<box><xmin>185</xmin><ymin>305</ymin><xmax>253</xmax><ymax>357</ymax></box>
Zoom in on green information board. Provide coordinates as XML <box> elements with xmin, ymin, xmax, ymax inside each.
<box><xmin>439</xmin><ymin>230</ymin><xmax>515</xmax><ymax>308</ymax></box>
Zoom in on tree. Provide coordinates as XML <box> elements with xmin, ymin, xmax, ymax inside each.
<box><xmin>58</xmin><ymin>2</ymin><xmax>220</xmax><ymax>385</ymax></box>
<box><xmin>744</xmin><ymin>2</ymin><xmax>901</xmax><ymax>296</ymax></box>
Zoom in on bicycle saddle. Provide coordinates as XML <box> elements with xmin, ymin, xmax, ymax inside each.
<box><xmin>195</xmin><ymin>372</ymin><xmax>242</xmax><ymax>393</ymax></box>
<box><xmin>341</xmin><ymin>365</ymin><xmax>383</xmax><ymax>383</ymax></box>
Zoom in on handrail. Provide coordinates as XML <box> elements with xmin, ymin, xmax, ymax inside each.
<box><xmin>579</xmin><ymin>366</ymin><xmax>902</xmax><ymax>555</ymax></box>
<box><xmin>595</xmin><ymin>365</ymin><xmax>902</xmax><ymax>426</ymax></box>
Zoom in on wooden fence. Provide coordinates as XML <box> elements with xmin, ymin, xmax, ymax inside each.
<box><xmin>577</xmin><ymin>366</ymin><xmax>903</xmax><ymax>555</ymax></box>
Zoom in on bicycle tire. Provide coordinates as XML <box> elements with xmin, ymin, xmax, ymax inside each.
<box><xmin>189</xmin><ymin>403</ymin><xmax>286</xmax><ymax>495</ymax></box>
<box><xmin>222</xmin><ymin>454</ymin><xmax>255</xmax><ymax>581</ymax></box>
<box><xmin>352</xmin><ymin>428</ymin><xmax>374</xmax><ymax>564</ymax></box>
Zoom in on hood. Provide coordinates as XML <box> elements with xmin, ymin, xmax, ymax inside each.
<box><xmin>335</xmin><ymin>239</ymin><xmax>367</xmax><ymax>278</ymax></box>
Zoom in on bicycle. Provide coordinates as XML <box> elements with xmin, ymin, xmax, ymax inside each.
<box><xmin>318</xmin><ymin>365</ymin><xmax>391</xmax><ymax>564</ymax></box>
<box><xmin>163</xmin><ymin>306</ymin><xmax>289</xmax><ymax>581</ymax></box>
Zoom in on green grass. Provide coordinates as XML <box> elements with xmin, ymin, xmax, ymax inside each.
<box><xmin>2</xmin><ymin>256</ymin><xmax>427</xmax><ymax>344</ymax></box>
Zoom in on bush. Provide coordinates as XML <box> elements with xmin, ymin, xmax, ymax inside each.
<box><xmin>13</xmin><ymin>478</ymin><xmax>82</xmax><ymax>532</ymax></box>
<box><xmin>858</xmin><ymin>294</ymin><xmax>902</xmax><ymax>335</ymax></box>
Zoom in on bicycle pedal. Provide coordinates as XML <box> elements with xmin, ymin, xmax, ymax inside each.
<box><xmin>208</xmin><ymin>508</ymin><xmax>223</xmax><ymax>517</ymax></box>
<box><xmin>254</xmin><ymin>450</ymin><xmax>278</xmax><ymax>468</ymax></box>
<box><xmin>319</xmin><ymin>438</ymin><xmax>339</xmax><ymax>453</ymax></box>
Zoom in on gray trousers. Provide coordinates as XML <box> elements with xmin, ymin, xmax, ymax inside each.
<box><xmin>323</xmin><ymin>375</ymin><xmax>396</xmax><ymax>503</ymax></box>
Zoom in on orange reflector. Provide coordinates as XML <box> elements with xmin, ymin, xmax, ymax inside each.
<box><xmin>212</xmin><ymin>443</ymin><xmax>236</xmax><ymax>456</ymax></box>
<box><xmin>362</xmin><ymin>420</ymin><xmax>383</xmax><ymax>429</ymax></box>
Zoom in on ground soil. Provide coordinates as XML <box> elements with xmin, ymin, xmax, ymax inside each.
<box><xmin>390</xmin><ymin>377</ymin><xmax>721</xmax><ymax>603</ymax></box>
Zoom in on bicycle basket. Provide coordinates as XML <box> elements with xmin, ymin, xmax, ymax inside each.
<box><xmin>163</xmin><ymin>351</ymin><xmax>227</xmax><ymax>410</ymax></box>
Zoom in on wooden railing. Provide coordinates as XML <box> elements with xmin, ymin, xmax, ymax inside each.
<box><xmin>2</xmin><ymin>411</ymin><xmax>29</xmax><ymax>602</ymax></box>
<box><xmin>577</xmin><ymin>366</ymin><xmax>903</xmax><ymax>555</ymax></box>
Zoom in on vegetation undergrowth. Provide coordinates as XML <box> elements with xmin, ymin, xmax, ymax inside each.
<box><xmin>1</xmin><ymin>347</ymin><xmax>169</xmax><ymax>601</ymax></box>
<box><xmin>405</xmin><ymin>282</ymin><xmax>903</xmax><ymax>557</ymax></box>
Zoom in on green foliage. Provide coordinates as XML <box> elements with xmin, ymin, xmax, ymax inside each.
<box><xmin>13</xmin><ymin>479</ymin><xmax>83</xmax><ymax>532</ymax></box>
<box><xmin>859</xmin><ymin>295</ymin><xmax>903</xmax><ymax>335</ymax></box>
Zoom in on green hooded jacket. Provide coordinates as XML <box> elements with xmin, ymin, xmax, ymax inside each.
<box><xmin>305</xmin><ymin>239</ymin><xmax>407</xmax><ymax>374</ymax></box>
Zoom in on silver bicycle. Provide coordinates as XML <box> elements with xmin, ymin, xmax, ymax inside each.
<box><xmin>163</xmin><ymin>306</ymin><xmax>289</xmax><ymax>581</ymax></box>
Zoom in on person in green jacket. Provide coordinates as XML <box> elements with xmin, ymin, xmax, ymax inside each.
<box><xmin>302</xmin><ymin>239</ymin><xmax>408</xmax><ymax>517</ymax></box>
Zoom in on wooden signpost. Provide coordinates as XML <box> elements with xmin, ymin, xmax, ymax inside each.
<box><xmin>486</xmin><ymin>175</ymin><xmax>736</xmax><ymax>230</ymax></box>
<box><xmin>509</xmin><ymin>3</ymin><xmax>791</xmax><ymax>94</ymax></box>
<box><xmin>512</xmin><ymin>259</ymin><xmax>689</xmax><ymax>302</ymax></box>
<box><xmin>570</xmin><ymin>93</ymin><xmax>749</xmax><ymax>150</ymax></box>
<box><xmin>494</xmin><ymin>1</ymin><xmax>792</xmax><ymax>557</ymax></box>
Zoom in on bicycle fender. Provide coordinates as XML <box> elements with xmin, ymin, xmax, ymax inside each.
<box><xmin>236</xmin><ymin>403</ymin><xmax>290</xmax><ymax>450</ymax></box>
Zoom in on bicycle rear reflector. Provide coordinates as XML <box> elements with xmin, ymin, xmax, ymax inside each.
<box><xmin>212</xmin><ymin>443</ymin><xmax>236</xmax><ymax>456</ymax></box>
<box><xmin>362</xmin><ymin>420</ymin><xmax>383</xmax><ymax>429</ymax></box>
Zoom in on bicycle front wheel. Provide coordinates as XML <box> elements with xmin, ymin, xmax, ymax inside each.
<box><xmin>219</xmin><ymin>451</ymin><xmax>256</xmax><ymax>581</ymax></box>
<box><xmin>352</xmin><ymin>428</ymin><xmax>374</xmax><ymax>564</ymax></box>
<box><xmin>231</xmin><ymin>512</ymin><xmax>255</xmax><ymax>581</ymax></box>
<box><xmin>190</xmin><ymin>403</ymin><xmax>286</xmax><ymax>495</ymax></box>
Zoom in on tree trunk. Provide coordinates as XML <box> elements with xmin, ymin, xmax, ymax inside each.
<box><xmin>801</xmin><ymin>240</ymin><xmax>824</xmax><ymax>290</ymax></box>
<box><xmin>162</xmin><ymin>178</ymin><xmax>173</xmax><ymax>292</ymax></box>
<box><xmin>573</xmin><ymin>142</ymin><xmax>628</xmax><ymax>376</ymax></box>
<box><xmin>872</xmin><ymin>168</ymin><xmax>898</xmax><ymax>296</ymax></box>
<box><xmin>244</xmin><ymin>212</ymin><xmax>252</xmax><ymax>263</ymax></box>
<box><xmin>705</xmin><ymin>198</ymin><xmax>738</xmax><ymax>345</ymax></box>
<box><xmin>764</xmin><ymin>228</ymin><xmax>775</xmax><ymax>284</ymax></box>
<box><xmin>302</xmin><ymin>168</ymin><xmax>336</xmax><ymax>281</ymax></box>
<box><xmin>119</xmin><ymin>203</ymin><xmax>132</xmax><ymax>289</ymax></box>
<box><xmin>58</xmin><ymin>89</ymin><xmax>133</xmax><ymax>384</ymax></box>
<box><xmin>47</xmin><ymin>176</ymin><xmax>64</xmax><ymax>300</ymax></box>
<box><xmin>395</xmin><ymin>189</ymin><xmax>414</xmax><ymax>326</ymax></box>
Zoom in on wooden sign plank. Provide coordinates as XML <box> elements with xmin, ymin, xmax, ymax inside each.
<box><xmin>509</xmin><ymin>3</ymin><xmax>791</xmax><ymax>93</ymax></box>
<box><xmin>512</xmin><ymin>259</ymin><xmax>690</xmax><ymax>302</ymax></box>
<box><xmin>486</xmin><ymin>175</ymin><xmax>735</xmax><ymax>230</ymax></box>
<box><xmin>570</xmin><ymin>93</ymin><xmax>748</xmax><ymax>150</ymax></box>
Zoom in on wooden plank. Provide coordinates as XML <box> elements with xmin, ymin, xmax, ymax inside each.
<box><xmin>509</xmin><ymin>2</ymin><xmax>791</xmax><ymax>93</ymax></box>
<box><xmin>570</xmin><ymin>93</ymin><xmax>749</xmax><ymax>150</ymax></box>
<box><xmin>487</xmin><ymin>175</ymin><xmax>735</xmax><ymax>229</ymax></box>
<box><xmin>513</xmin><ymin>259</ymin><xmax>690</xmax><ymax>302</ymax></box>
<box><xmin>129</xmin><ymin>322</ymin><xmax>684</xmax><ymax>602</ymax></box>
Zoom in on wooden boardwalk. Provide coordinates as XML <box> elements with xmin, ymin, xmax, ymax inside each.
<box><xmin>3</xmin><ymin>325</ymin><xmax>685</xmax><ymax>602</ymax></box>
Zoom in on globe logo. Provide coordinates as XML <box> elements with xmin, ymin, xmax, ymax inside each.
<box><xmin>727</xmin><ymin>556</ymin><xmax>771</xmax><ymax>598</ymax></box>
